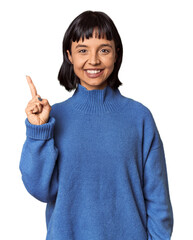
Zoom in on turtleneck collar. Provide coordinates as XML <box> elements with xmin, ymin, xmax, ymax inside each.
<box><xmin>69</xmin><ymin>83</ymin><xmax>128</xmax><ymax>114</ymax></box>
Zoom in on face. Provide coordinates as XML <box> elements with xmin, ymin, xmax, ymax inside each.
<box><xmin>67</xmin><ymin>30</ymin><xmax>117</xmax><ymax>90</ymax></box>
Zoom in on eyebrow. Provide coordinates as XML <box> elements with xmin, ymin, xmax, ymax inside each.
<box><xmin>75</xmin><ymin>44</ymin><xmax>113</xmax><ymax>49</ymax></box>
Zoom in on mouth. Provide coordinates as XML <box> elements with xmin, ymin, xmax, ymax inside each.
<box><xmin>84</xmin><ymin>69</ymin><xmax>104</xmax><ymax>78</ymax></box>
<box><xmin>85</xmin><ymin>69</ymin><xmax>104</xmax><ymax>73</ymax></box>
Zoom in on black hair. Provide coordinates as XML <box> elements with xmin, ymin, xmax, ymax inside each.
<box><xmin>58</xmin><ymin>10</ymin><xmax>123</xmax><ymax>91</ymax></box>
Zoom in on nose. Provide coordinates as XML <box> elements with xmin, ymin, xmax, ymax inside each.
<box><xmin>88</xmin><ymin>52</ymin><xmax>100</xmax><ymax>65</ymax></box>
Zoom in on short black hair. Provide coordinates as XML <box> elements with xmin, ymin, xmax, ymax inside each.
<box><xmin>58</xmin><ymin>10</ymin><xmax>123</xmax><ymax>91</ymax></box>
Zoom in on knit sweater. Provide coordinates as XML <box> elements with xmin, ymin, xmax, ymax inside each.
<box><xmin>19</xmin><ymin>83</ymin><xmax>173</xmax><ymax>240</ymax></box>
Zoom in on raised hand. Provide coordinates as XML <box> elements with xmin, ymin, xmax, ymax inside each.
<box><xmin>25</xmin><ymin>76</ymin><xmax>52</xmax><ymax>125</ymax></box>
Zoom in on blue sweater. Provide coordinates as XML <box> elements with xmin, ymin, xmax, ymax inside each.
<box><xmin>19</xmin><ymin>83</ymin><xmax>173</xmax><ymax>240</ymax></box>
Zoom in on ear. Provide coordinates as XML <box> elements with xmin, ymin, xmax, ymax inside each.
<box><xmin>66</xmin><ymin>50</ymin><xmax>73</xmax><ymax>64</ymax></box>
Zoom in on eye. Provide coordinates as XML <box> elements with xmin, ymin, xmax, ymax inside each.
<box><xmin>78</xmin><ymin>49</ymin><xmax>87</xmax><ymax>53</ymax></box>
<box><xmin>100</xmin><ymin>49</ymin><xmax>110</xmax><ymax>54</ymax></box>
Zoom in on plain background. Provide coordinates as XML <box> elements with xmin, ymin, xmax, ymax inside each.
<box><xmin>0</xmin><ymin>0</ymin><xmax>192</xmax><ymax>239</ymax></box>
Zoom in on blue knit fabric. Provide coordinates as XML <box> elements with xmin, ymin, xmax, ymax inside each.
<box><xmin>19</xmin><ymin>83</ymin><xmax>173</xmax><ymax>240</ymax></box>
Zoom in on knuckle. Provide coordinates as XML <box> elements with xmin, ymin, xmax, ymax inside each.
<box><xmin>28</xmin><ymin>99</ymin><xmax>32</xmax><ymax>105</ymax></box>
<box><xmin>25</xmin><ymin>105</ymin><xmax>30</xmax><ymax>111</ymax></box>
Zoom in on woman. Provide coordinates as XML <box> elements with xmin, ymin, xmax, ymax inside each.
<box><xmin>20</xmin><ymin>10</ymin><xmax>173</xmax><ymax>240</ymax></box>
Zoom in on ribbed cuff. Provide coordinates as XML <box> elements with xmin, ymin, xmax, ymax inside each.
<box><xmin>25</xmin><ymin>117</ymin><xmax>56</xmax><ymax>140</ymax></box>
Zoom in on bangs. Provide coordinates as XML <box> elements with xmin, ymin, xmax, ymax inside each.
<box><xmin>59</xmin><ymin>10</ymin><xmax>123</xmax><ymax>90</ymax></box>
<box><xmin>71</xmin><ymin>15</ymin><xmax>113</xmax><ymax>42</ymax></box>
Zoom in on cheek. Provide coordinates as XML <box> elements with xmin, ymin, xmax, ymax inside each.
<box><xmin>73</xmin><ymin>58</ymin><xmax>85</xmax><ymax>70</ymax></box>
<box><xmin>103</xmin><ymin>56</ymin><xmax>116</xmax><ymax>68</ymax></box>
<box><xmin>72</xmin><ymin>59</ymin><xmax>86</xmax><ymax>78</ymax></box>
<box><xmin>105</xmin><ymin>61</ymin><xmax>115</xmax><ymax>75</ymax></box>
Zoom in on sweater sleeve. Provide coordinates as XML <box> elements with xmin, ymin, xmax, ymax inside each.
<box><xmin>142</xmin><ymin>109</ymin><xmax>174</xmax><ymax>240</ymax></box>
<box><xmin>19</xmin><ymin>109</ymin><xmax>59</xmax><ymax>203</ymax></box>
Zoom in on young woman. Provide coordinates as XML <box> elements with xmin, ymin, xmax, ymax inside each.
<box><xmin>20</xmin><ymin>10</ymin><xmax>173</xmax><ymax>240</ymax></box>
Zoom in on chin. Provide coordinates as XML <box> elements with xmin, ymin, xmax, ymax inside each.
<box><xmin>80</xmin><ymin>79</ymin><xmax>108</xmax><ymax>90</ymax></box>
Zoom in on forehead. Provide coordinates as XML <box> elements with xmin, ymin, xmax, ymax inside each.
<box><xmin>71</xmin><ymin>36</ymin><xmax>115</xmax><ymax>49</ymax></box>
<box><xmin>71</xmin><ymin>28</ymin><xmax>115</xmax><ymax>48</ymax></box>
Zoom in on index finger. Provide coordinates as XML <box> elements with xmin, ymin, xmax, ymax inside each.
<box><xmin>26</xmin><ymin>75</ymin><xmax>37</xmax><ymax>98</ymax></box>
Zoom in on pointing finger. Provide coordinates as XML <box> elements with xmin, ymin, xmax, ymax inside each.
<box><xmin>26</xmin><ymin>75</ymin><xmax>37</xmax><ymax>98</ymax></box>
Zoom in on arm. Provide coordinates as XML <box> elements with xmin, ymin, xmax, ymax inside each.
<box><xmin>142</xmin><ymin>110</ymin><xmax>174</xmax><ymax>239</ymax></box>
<box><xmin>19</xmin><ymin>115</ymin><xmax>59</xmax><ymax>203</ymax></box>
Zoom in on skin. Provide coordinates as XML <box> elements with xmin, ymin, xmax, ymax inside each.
<box><xmin>25</xmin><ymin>75</ymin><xmax>52</xmax><ymax>125</ymax></box>
<box><xmin>67</xmin><ymin>29</ymin><xmax>118</xmax><ymax>90</ymax></box>
<box><xmin>25</xmin><ymin>30</ymin><xmax>118</xmax><ymax>125</ymax></box>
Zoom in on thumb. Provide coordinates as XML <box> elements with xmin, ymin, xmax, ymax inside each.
<box><xmin>40</xmin><ymin>98</ymin><xmax>51</xmax><ymax>108</ymax></box>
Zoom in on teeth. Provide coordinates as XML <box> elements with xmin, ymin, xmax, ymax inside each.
<box><xmin>86</xmin><ymin>70</ymin><xmax>101</xmax><ymax>74</ymax></box>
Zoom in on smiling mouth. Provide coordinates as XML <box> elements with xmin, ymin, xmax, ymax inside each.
<box><xmin>84</xmin><ymin>69</ymin><xmax>104</xmax><ymax>78</ymax></box>
<box><xmin>85</xmin><ymin>69</ymin><xmax>104</xmax><ymax>73</ymax></box>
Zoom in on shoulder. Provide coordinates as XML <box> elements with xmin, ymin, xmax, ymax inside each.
<box><xmin>49</xmin><ymin>98</ymin><xmax>70</xmax><ymax>117</ymax></box>
<box><xmin>125</xmin><ymin>97</ymin><xmax>162</xmax><ymax>146</ymax></box>
<box><xmin>122</xmin><ymin>96</ymin><xmax>158</xmax><ymax>131</ymax></box>
<box><xmin>124</xmin><ymin>96</ymin><xmax>153</xmax><ymax>119</ymax></box>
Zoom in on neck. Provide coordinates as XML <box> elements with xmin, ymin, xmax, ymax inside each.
<box><xmin>69</xmin><ymin>83</ymin><xmax>128</xmax><ymax>114</ymax></box>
